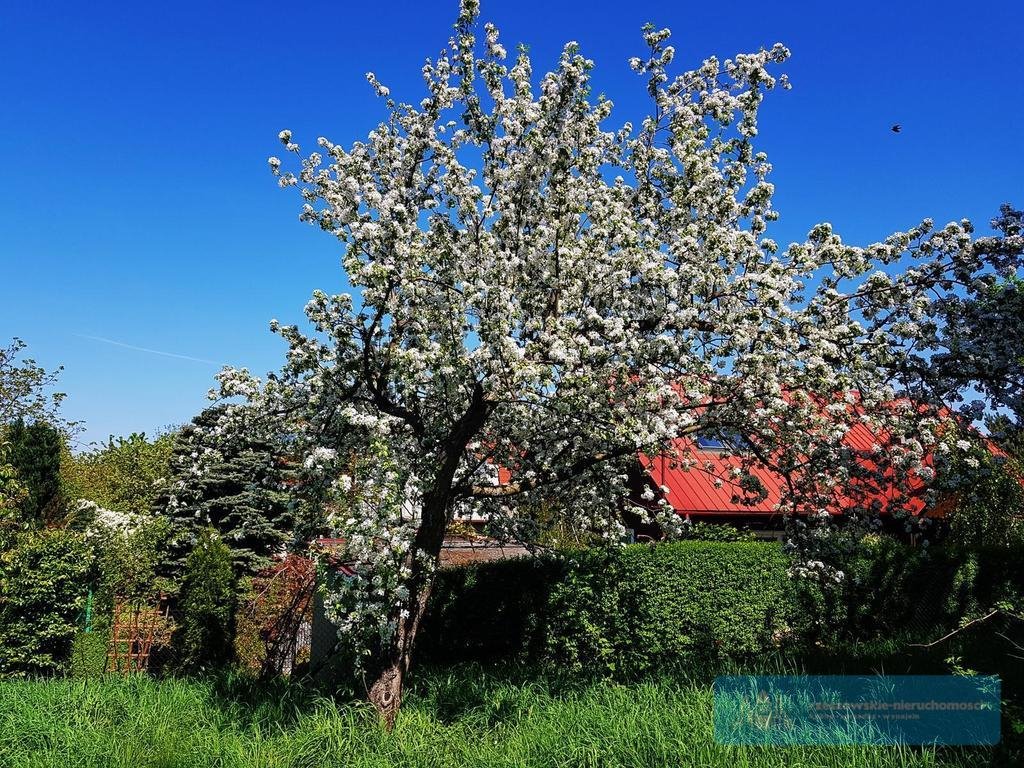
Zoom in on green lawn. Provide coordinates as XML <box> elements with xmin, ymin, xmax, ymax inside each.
<box><xmin>0</xmin><ymin>666</ymin><xmax>1014</xmax><ymax>768</ymax></box>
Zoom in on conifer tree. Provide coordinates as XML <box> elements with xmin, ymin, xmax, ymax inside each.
<box><xmin>162</xmin><ymin>405</ymin><xmax>295</xmax><ymax>576</ymax></box>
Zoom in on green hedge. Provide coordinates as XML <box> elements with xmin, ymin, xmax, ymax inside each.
<box><xmin>794</xmin><ymin>536</ymin><xmax>1024</xmax><ymax>646</ymax></box>
<box><xmin>418</xmin><ymin>541</ymin><xmax>798</xmax><ymax>675</ymax></box>
<box><xmin>418</xmin><ymin>539</ymin><xmax>1024</xmax><ymax>676</ymax></box>
<box><xmin>70</xmin><ymin>631</ymin><xmax>108</xmax><ymax>678</ymax></box>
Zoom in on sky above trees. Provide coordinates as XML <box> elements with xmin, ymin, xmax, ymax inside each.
<box><xmin>2</xmin><ymin>0</ymin><xmax>1021</xmax><ymax>446</ymax></box>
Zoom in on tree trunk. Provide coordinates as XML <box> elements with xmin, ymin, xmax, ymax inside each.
<box><xmin>365</xmin><ymin>382</ymin><xmax>491</xmax><ymax>726</ymax></box>
<box><xmin>364</xmin><ymin>498</ymin><xmax>447</xmax><ymax>729</ymax></box>
<box><xmin>365</xmin><ymin>579</ymin><xmax>434</xmax><ymax>729</ymax></box>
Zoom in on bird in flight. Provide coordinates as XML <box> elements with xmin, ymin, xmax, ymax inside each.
<box><xmin>891</xmin><ymin>124</ymin><xmax>902</xmax><ymax>133</ymax></box>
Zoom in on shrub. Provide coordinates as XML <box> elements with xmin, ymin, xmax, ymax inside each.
<box><xmin>174</xmin><ymin>529</ymin><xmax>237</xmax><ymax>673</ymax></box>
<box><xmin>549</xmin><ymin>542</ymin><xmax>795</xmax><ymax>675</ymax></box>
<box><xmin>792</xmin><ymin>536</ymin><xmax>1024</xmax><ymax>647</ymax></box>
<box><xmin>418</xmin><ymin>541</ymin><xmax>797</xmax><ymax>676</ymax></box>
<box><xmin>418</xmin><ymin>538</ymin><xmax>1024</xmax><ymax>677</ymax></box>
<box><xmin>91</xmin><ymin>514</ymin><xmax>174</xmax><ymax>630</ymax></box>
<box><xmin>418</xmin><ymin>556</ymin><xmax>559</xmax><ymax>663</ymax></box>
<box><xmin>4</xmin><ymin>419</ymin><xmax>63</xmax><ymax>527</ymax></box>
<box><xmin>0</xmin><ymin>528</ymin><xmax>93</xmax><ymax>676</ymax></box>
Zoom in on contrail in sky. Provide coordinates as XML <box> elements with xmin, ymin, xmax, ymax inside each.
<box><xmin>74</xmin><ymin>334</ymin><xmax>222</xmax><ymax>366</ymax></box>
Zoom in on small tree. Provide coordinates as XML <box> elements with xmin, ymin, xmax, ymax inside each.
<box><xmin>1</xmin><ymin>339</ymin><xmax>73</xmax><ymax>528</ymax></box>
<box><xmin>175</xmin><ymin>528</ymin><xmax>236</xmax><ymax>673</ymax></box>
<box><xmin>0</xmin><ymin>338</ymin><xmax>66</xmax><ymax>427</ymax></box>
<box><xmin>5</xmin><ymin>419</ymin><xmax>63</xmax><ymax>527</ymax></box>
<box><xmin>195</xmin><ymin>1</ymin><xmax>1021</xmax><ymax>721</ymax></box>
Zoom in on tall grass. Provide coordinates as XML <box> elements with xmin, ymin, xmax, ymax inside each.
<box><xmin>0</xmin><ymin>666</ymin><xmax>1012</xmax><ymax>768</ymax></box>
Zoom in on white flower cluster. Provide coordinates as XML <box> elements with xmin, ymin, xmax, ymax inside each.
<box><xmin>77</xmin><ymin>498</ymin><xmax>145</xmax><ymax>539</ymax></box>
<box><xmin>318</xmin><ymin>439</ymin><xmax>423</xmax><ymax>660</ymax></box>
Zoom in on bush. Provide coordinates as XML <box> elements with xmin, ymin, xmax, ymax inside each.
<box><xmin>549</xmin><ymin>542</ymin><xmax>795</xmax><ymax>675</ymax></box>
<box><xmin>174</xmin><ymin>529</ymin><xmax>237</xmax><ymax>673</ymax></box>
<box><xmin>419</xmin><ymin>541</ymin><xmax>797</xmax><ymax>676</ymax></box>
<box><xmin>418</xmin><ymin>556</ymin><xmax>558</xmax><ymax>663</ymax></box>
<box><xmin>70</xmin><ymin>631</ymin><xmax>108</xmax><ymax>678</ymax></box>
<box><xmin>0</xmin><ymin>528</ymin><xmax>93</xmax><ymax>676</ymax></box>
<box><xmin>418</xmin><ymin>538</ymin><xmax>1024</xmax><ymax>677</ymax></box>
<box><xmin>4</xmin><ymin>419</ymin><xmax>63</xmax><ymax>527</ymax></box>
<box><xmin>91</xmin><ymin>514</ymin><xmax>174</xmax><ymax>632</ymax></box>
<box><xmin>792</xmin><ymin>536</ymin><xmax>1024</xmax><ymax>647</ymax></box>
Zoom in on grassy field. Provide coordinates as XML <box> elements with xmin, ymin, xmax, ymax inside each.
<box><xmin>0</xmin><ymin>665</ymin><xmax>1016</xmax><ymax>768</ymax></box>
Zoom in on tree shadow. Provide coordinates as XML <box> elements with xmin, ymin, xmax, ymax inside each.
<box><xmin>198</xmin><ymin>668</ymin><xmax>359</xmax><ymax>730</ymax></box>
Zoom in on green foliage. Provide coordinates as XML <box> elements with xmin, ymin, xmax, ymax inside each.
<box><xmin>550</xmin><ymin>543</ymin><xmax>796</xmax><ymax>675</ymax></box>
<box><xmin>0</xmin><ymin>440</ymin><xmax>27</xmax><ymax>520</ymax></box>
<box><xmin>419</xmin><ymin>541</ymin><xmax>796</xmax><ymax>675</ymax></box>
<box><xmin>163</xmin><ymin>406</ymin><xmax>295</xmax><ymax>577</ymax></box>
<box><xmin>69</xmin><ymin>631</ymin><xmax>108</xmax><ymax>678</ymax></box>
<box><xmin>420</xmin><ymin>538</ymin><xmax>1024</xmax><ymax>679</ymax></box>
<box><xmin>59</xmin><ymin>431</ymin><xmax>178</xmax><ymax>633</ymax></box>
<box><xmin>946</xmin><ymin>449</ymin><xmax>1024</xmax><ymax>549</ymax></box>
<box><xmin>62</xmin><ymin>432</ymin><xmax>175</xmax><ymax>517</ymax></box>
<box><xmin>677</xmin><ymin>521</ymin><xmax>760</xmax><ymax>542</ymax></box>
<box><xmin>4</xmin><ymin>419</ymin><xmax>63</xmax><ymax>527</ymax></box>
<box><xmin>793</xmin><ymin>535</ymin><xmax>1024</xmax><ymax>647</ymax></box>
<box><xmin>418</xmin><ymin>556</ymin><xmax>558</xmax><ymax>663</ymax></box>
<box><xmin>175</xmin><ymin>529</ymin><xmax>237</xmax><ymax>673</ymax></box>
<box><xmin>0</xmin><ymin>529</ymin><xmax>93</xmax><ymax>677</ymax></box>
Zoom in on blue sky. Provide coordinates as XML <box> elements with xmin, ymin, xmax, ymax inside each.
<box><xmin>2</xmin><ymin>0</ymin><xmax>1021</xmax><ymax>446</ymax></box>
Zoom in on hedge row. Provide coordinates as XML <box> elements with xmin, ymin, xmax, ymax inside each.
<box><xmin>802</xmin><ymin>536</ymin><xmax>1024</xmax><ymax>645</ymax></box>
<box><xmin>418</xmin><ymin>541</ymin><xmax>798</xmax><ymax>674</ymax></box>
<box><xmin>417</xmin><ymin>539</ymin><xmax>1024</xmax><ymax>675</ymax></box>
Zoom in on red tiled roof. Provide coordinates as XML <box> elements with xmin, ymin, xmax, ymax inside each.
<box><xmin>640</xmin><ymin>445</ymin><xmax>785</xmax><ymax>515</ymax></box>
<box><xmin>640</xmin><ymin>401</ymin><xmax>948</xmax><ymax>519</ymax></box>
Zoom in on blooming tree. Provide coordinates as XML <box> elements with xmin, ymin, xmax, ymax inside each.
<box><xmin>198</xmin><ymin>1</ymin><xmax>1020</xmax><ymax>721</ymax></box>
<box><xmin>928</xmin><ymin>206</ymin><xmax>1023</xmax><ymax>429</ymax></box>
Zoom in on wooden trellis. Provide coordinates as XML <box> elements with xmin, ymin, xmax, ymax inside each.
<box><xmin>107</xmin><ymin>594</ymin><xmax>170</xmax><ymax>673</ymax></box>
